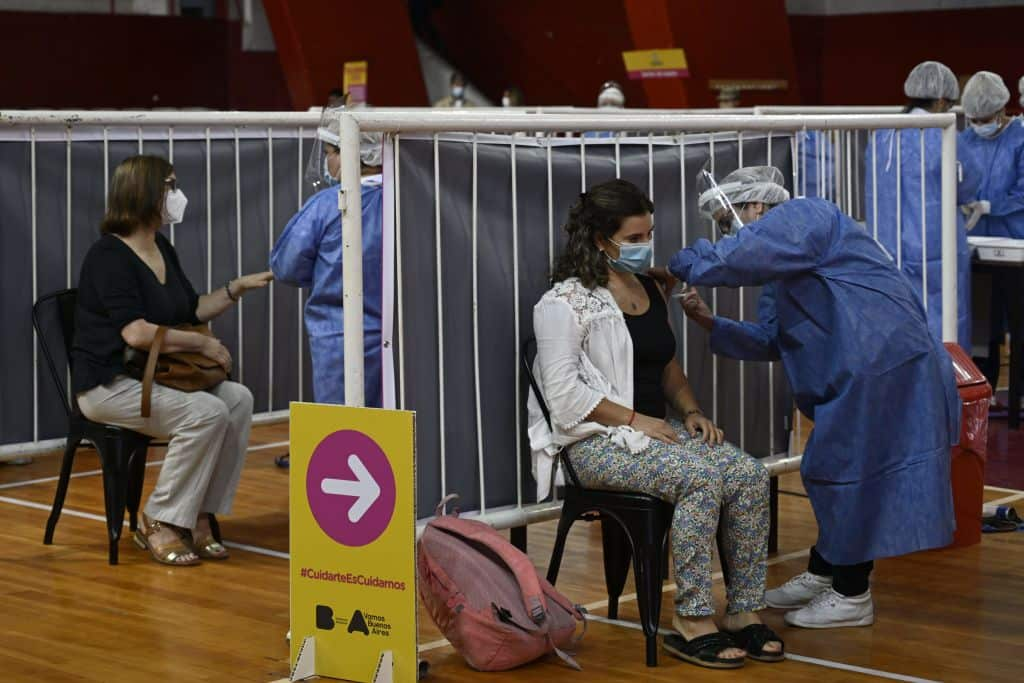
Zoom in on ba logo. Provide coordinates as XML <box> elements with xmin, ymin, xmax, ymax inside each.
<box><xmin>347</xmin><ymin>609</ymin><xmax>370</xmax><ymax>636</ymax></box>
<box><xmin>316</xmin><ymin>604</ymin><xmax>336</xmax><ymax>630</ymax></box>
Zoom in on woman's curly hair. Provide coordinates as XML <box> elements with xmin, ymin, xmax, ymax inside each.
<box><xmin>551</xmin><ymin>178</ymin><xmax>654</xmax><ymax>289</ymax></box>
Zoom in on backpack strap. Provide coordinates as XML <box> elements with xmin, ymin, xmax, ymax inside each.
<box><xmin>429</xmin><ymin>516</ymin><xmax>548</xmax><ymax>625</ymax></box>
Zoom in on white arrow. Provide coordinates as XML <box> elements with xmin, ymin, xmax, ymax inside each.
<box><xmin>320</xmin><ymin>454</ymin><xmax>381</xmax><ymax>523</ymax></box>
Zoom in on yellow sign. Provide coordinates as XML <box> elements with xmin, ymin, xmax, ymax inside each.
<box><xmin>344</xmin><ymin>61</ymin><xmax>369</xmax><ymax>104</ymax></box>
<box><xmin>290</xmin><ymin>403</ymin><xmax>417</xmax><ymax>682</ymax></box>
<box><xmin>621</xmin><ymin>48</ymin><xmax>689</xmax><ymax>80</ymax></box>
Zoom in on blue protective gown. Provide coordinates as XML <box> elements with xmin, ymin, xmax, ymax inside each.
<box><xmin>959</xmin><ymin>117</ymin><xmax>1024</xmax><ymax>239</ymax></box>
<box><xmin>669</xmin><ymin>198</ymin><xmax>960</xmax><ymax>565</ymax></box>
<box><xmin>798</xmin><ymin>130</ymin><xmax>836</xmax><ymax>200</ymax></box>
<box><xmin>269</xmin><ymin>177</ymin><xmax>384</xmax><ymax>406</ymax></box>
<box><xmin>864</xmin><ymin>119</ymin><xmax>982</xmax><ymax>347</ymax></box>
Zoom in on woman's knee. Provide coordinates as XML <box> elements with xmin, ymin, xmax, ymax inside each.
<box><xmin>678</xmin><ymin>458</ymin><xmax>723</xmax><ymax>500</ymax></box>
<box><xmin>724</xmin><ymin>452</ymin><xmax>770</xmax><ymax>497</ymax></box>
<box><xmin>184</xmin><ymin>392</ymin><xmax>232</xmax><ymax>431</ymax></box>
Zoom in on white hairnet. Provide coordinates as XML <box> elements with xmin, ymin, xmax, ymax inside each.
<box><xmin>597</xmin><ymin>81</ymin><xmax>625</xmax><ymax>108</ymax></box>
<box><xmin>697</xmin><ymin>166</ymin><xmax>790</xmax><ymax>217</ymax></box>
<box><xmin>360</xmin><ymin>132</ymin><xmax>383</xmax><ymax>167</ymax></box>
<box><xmin>962</xmin><ymin>71</ymin><xmax>1010</xmax><ymax>119</ymax></box>
<box><xmin>903</xmin><ymin>61</ymin><xmax>959</xmax><ymax>101</ymax></box>
<box><xmin>1019</xmin><ymin>75</ymin><xmax>1024</xmax><ymax>108</ymax></box>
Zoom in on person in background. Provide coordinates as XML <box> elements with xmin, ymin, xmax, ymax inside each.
<box><xmin>1019</xmin><ymin>75</ymin><xmax>1024</xmax><ymax>109</ymax></box>
<box><xmin>501</xmin><ymin>86</ymin><xmax>524</xmax><ymax>108</ymax></box>
<box><xmin>864</xmin><ymin>60</ymin><xmax>981</xmax><ymax>348</ymax></box>
<box><xmin>73</xmin><ymin>155</ymin><xmax>273</xmax><ymax>565</ymax></box>
<box><xmin>670</xmin><ymin>166</ymin><xmax>960</xmax><ymax>629</ymax></box>
<box><xmin>597</xmin><ymin>80</ymin><xmax>625</xmax><ymax>109</ymax></box>
<box><xmin>530</xmin><ymin>179</ymin><xmax>783</xmax><ymax>669</ymax></box>
<box><xmin>434</xmin><ymin>71</ymin><xmax>472</xmax><ymax>108</ymax></box>
<box><xmin>326</xmin><ymin>88</ymin><xmax>347</xmax><ymax>109</ymax></box>
<box><xmin>270</xmin><ymin>109</ymin><xmax>385</xmax><ymax>408</ymax></box>
<box><xmin>958</xmin><ymin>71</ymin><xmax>1024</xmax><ymax>391</ymax></box>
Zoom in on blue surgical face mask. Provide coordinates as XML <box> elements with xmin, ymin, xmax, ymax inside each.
<box><xmin>972</xmin><ymin>120</ymin><xmax>1001</xmax><ymax>138</ymax></box>
<box><xmin>322</xmin><ymin>156</ymin><xmax>338</xmax><ymax>185</ymax></box>
<box><xmin>606</xmin><ymin>238</ymin><xmax>652</xmax><ymax>274</ymax></box>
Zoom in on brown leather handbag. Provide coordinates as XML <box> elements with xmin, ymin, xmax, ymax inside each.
<box><xmin>123</xmin><ymin>324</ymin><xmax>228</xmax><ymax>417</ymax></box>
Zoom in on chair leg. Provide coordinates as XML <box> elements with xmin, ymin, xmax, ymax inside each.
<box><xmin>126</xmin><ymin>440</ymin><xmax>150</xmax><ymax>532</ymax></box>
<box><xmin>600</xmin><ymin>516</ymin><xmax>632</xmax><ymax>620</ymax></box>
<box><xmin>546</xmin><ymin>505</ymin><xmax>579</xmax><ymax>585</ymax></box>
<box><xmin>98</xmin><ymin>437</ymin><xmax>130</xmax><ymax>565</ymax></box>
<box><xmin>632</xmin><ymin>512</ymin><xmax>669</xmax><ymax>668</ymax></box>
<box><xmin>44</xmin><ymin>436</ymin><xmax>82</xmax><ymax>545</ymax></box>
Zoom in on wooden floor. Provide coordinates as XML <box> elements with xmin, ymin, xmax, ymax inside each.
<box><xmin>1</xmin><ymin>422</ymin><xmax>1022</xmax><ymax>682</ymax></box>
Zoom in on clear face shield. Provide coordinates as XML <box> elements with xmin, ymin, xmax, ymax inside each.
<box><xmin>305</xmin><ymin>106</ymin><xmax>344</xmax><ymax>191</ymax></box>
<box><xmin>696</xmin><ymin>170</ymin><xmax>744</xmax><ymax>236</ymax></box>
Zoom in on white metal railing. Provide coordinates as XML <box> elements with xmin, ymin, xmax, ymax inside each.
<box><xmin>336</xmin><ymin>109</ymin><xmax>959</xmax><ymax>529</ymax></box>
<box><xmin>0</xmin><ymin>110</ymin><xmax>324</xmax><ymax>460</ymax></box>
<box><xmin>0</xmin><ymin>107</ymin><xmax>960</xmax><ymax>536</ymax></box>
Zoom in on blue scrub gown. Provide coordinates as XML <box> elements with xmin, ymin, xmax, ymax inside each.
<box><xmin>865</xmin><ymin>121</ymin><xmax>981</xmax><ymax>347</ymax></box>
<box><xmin>959</xmin><ymin>118</ymin><xmax>1024</xmax><ymax>239</ymax></box>
<box><xmin>270</xmin><ymin>178</ymin><xmax>384</xmax><ymax>406</ymax></box>
<box><xmin>669</xmin><ymin>198</ymin><xmax>960</xmax><ymax>565</ymax></box>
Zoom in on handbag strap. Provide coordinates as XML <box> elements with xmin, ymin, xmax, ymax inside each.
<box><xmin>140</xmin><ymin>326</ymin><xmax>168</xmax><ymax>418</ymax></box>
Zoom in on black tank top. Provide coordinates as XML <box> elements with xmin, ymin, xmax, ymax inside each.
<box><xmin>623</xmin><ymin>276</ymin><xmax>677</xmax><ymax>419</ymax></box>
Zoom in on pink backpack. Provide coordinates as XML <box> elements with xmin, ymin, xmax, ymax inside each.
<box><xmin>418</xmin><ymin>496</ymin><xmax>586</xmax><ymax>671</ymax></box>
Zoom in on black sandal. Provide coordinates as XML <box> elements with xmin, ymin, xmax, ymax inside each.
<box><xmin>663</xmin><ymin>632</ymin><xmax>745</xmax><ymax>669</ymax></box>
<box><xmin>724</xmin><ymin>623</ymin><xmax>785</xmax><ymax>663</ymax></box>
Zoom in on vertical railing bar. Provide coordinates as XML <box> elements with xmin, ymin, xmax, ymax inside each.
<box><xmin>872</xmin><ymin>130</ymin><xmax>879</xmax><ymax>241</ymax></box>
<box><xmin>297</xmin><ymin>126</ymin><xmax>305</xmax><ymax>401</ymax></box>
<box><xmin>168</xmin><ymin>126</ymin><xmax>175</xmax><ymax>245</ymax></box>
<box><xmin>206</xmin><ymin>127</ymin><xmax>213</xmax><ymax>293</ymax></box>
<box><xmin>679</xmin><ymin>132</ymin><xmax>688</xmax><ymax>376</ymax></box>
<box><xmin>471</xmin><ymin>134</ymin><xmax>486</xmax><ymax>515</ymax></box>
<box><xmin>396</xmin><ymin>135</ymin><xmax>406</xmax><ymax>409</ymax></box>
<box><xmin>920</xmin><ymin>128</ymin><xmax>927</xmax><ymax>312</ymax></box>
<box><xmin>31</xmin><ymin>128</ymin><xmax>38</xmax><ymax>442</ymax></box>
<box><xmin>709</xmin><ymin>133</ymin><xmax>718</xmax><ymax>425</ymax></box>
<box><xmin>737</xmin><ymin>130</ymin><xmax>745</xmax><ymax>452</ymax></box>
<box><xmin>547</xmin><ymin>143</ymin><xmax>554</xmax><ymax>275</ymax></box>
<box><xmin>234</xmin><ymin>127</ymin><xmax>244</xmax><ymax>384</ymax></box>
<box><xmin>268</xmin><ymin>126</ymin><xmax>275</xmax><ymax>409</ymax></box>
<box><xmin>433</xmin><ymin>134</ymin><xmax>447</xmax><ymax>498</ymax></box>
<box><xmin>896</xmin><ymin>129</ymin><xmax>902</xmax><ymax>267</ymax></box>
<box><xmin>512</xmin><ymin>139</ymin><xmax>523</xmax><ymax>509</ymax></box>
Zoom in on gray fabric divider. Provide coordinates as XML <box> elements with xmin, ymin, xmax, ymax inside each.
<box><xmin>396</xmin><ymin>135</ymin><xmax>794</xmax><ymax>516</ymax></box>
<box><xmin>0</xmin><ymin>133</ymin><xmax>311</xmax><ymax>445</ymax></box>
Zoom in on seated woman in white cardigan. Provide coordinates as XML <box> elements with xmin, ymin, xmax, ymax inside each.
<box><xmin>527</xmin><ymin>179</ymin><xmax>782</xmax><ymax>670</ymax></box>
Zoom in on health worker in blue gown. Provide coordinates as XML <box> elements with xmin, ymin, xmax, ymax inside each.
<box><xmin>958</xmin><ymin>71</ymin><xmax>1024</xmax><ymax>390</ymax></box>
<box><xmin>865</xmin><ymin>60</ymin><xmax>981</xmax><ymax>348</ymax></box>
<box><xmin>270</xmin><ymin>107</ymin><xmax>385</xmax><ymax>407</ymax></box>
<box><xmin>669</xmin><ymin>166</ymin><xmax>960</xmax><ymax>630</ymax></box>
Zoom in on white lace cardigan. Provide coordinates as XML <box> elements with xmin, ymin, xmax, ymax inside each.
<box><xmin>527</xmin><ymin>277</ymin><xmax>650</xmax><ymax>501</ymax></box>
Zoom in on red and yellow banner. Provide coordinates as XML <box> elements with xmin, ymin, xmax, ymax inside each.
<box><xmin>622</xmin><ymin>48</ymin><xmax>689</xmax><ymax>80</ymax></box>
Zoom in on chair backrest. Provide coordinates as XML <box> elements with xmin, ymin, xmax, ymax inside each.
<box><xmin>31</xmin><ymin>288</ymin><xmax>79</xmax><ymax>416</ymax></box>
<box><xmin>521</xmin><ymin>337</ymin><xmax>582</xmax><ymax>488</ymax></box>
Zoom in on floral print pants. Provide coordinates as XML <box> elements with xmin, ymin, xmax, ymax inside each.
<box><xmin>567</xmin><ymin>418</ymin><xmax>770</xmax><ymax>616</ymax></box>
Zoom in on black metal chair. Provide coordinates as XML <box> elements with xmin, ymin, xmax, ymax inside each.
<box><xmin>33</xmin><ymin>289</ymin><xmax>167</xmax><ymax>564</ymax></box>
<box><xmin>523</xmin><ymin>338</ymin><xmax>728</xmax><ymax>667</ymax></box>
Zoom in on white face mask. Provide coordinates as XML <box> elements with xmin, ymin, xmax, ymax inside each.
<box><xmin>971</xmin><ymin>120</ymin><xmax>1002</xmax><ymax>138</ymax></box>
<box><xmin>501</xmin><ymin>96</ymin><xmax>511</xmax><ymax>107</ymax></box>
<box><xmin>162</xmin><ymin>188</ymin><xmax>188</xmax><ymax>225</ymax></box>
<box><xmin>451</xmin><ymin>85</ymin><xmax>465</xmax><ymax>99</ymax></box>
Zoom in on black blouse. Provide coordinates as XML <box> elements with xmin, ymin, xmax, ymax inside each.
<box><xmin>71</xmin><ymin>232</ymin><xmax>200</xmax><ymax>395</ymax></box>
<box><xmin>623</xmin><ymin>276</ymin><xmax>677</xmax><ymax>419</ymax></box>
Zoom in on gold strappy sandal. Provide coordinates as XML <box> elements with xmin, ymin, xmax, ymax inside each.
<box><xmin>189</xmin><ymin>514</ymin><xmax>229</xmax><ymax>560</ymax></box>
<box><xmin>132</xmin><ymin>514</ymin><xmax>201</xmax><ymax>566</ymax></box>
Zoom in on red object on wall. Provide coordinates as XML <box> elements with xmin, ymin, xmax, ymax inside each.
<box><xmin>944</xmin><ymin>343</ymin><xmax>990</xmax><ymax>549</ymax></box>
<box><xmin>789</xmin><ymin>7</ymin><xmax>1024</xmax><ymax>107</ymax></box>
<box><xmin>261</xmin><ymin>0</ymin><xmax>427</xmax><ymax>110</ymax></box>
<box><xmin>0</xmin><ymin>11</ymin><xmax>290</xmax><ymax>110</ymax></box>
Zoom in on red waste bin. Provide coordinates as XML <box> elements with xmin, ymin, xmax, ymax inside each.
<box><xmin>944</xmin><ymin>343</ymin><xmax>991</xmax><ymax>548</ymax></box>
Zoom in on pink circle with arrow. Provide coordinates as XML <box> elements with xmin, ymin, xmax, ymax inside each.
<box><xmin>306</xmin><ymin>430</ymin><xmax>397</xmax><ymax>547</ymax></box>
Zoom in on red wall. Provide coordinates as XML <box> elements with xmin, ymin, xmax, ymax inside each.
<box><xmin>789</xmin><ymin>8</ymin><xmax>1024</xmax><ymax>107</ymax></box>
<box><xmin>0</xmin><ymin>11</ymin><xmax>290</xmax><ymax>110</ymax></box>
<box><xmin>430</xmin><ymin>0</ymin><xmax>800</xmax><ymax>108</ymax></box>
<box><xmin>262</xmin><ymin>0</ymin><xmax>427</xmax><ymax>110</ymax></box>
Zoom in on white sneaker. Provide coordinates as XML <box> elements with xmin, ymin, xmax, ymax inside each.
<box><xmin>765</xmin><ymin>571</ymin><xmax>832</xmax><ymax>609</ymax></box>
<box><xmin>784</xmin><ymin>588</ymin><xmax>874</xmax><ymax>629</ymax></box>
